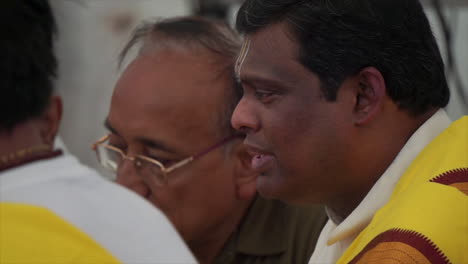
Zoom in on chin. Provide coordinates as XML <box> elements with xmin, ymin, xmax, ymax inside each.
<box><xmin>256</xmin><ymin>173</ymin><xmax>284</xmax><ymax>200</ymax></box>
<box><xmin>257</xmin><ymin>173</ymin><xmax>309</xmax><ymax>204</ymax></box>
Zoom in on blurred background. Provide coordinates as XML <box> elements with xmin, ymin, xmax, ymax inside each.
<box><xmin>50</xmin><ymin>0</ymin><xmax>468</xmax><ymax>172</ymax></box>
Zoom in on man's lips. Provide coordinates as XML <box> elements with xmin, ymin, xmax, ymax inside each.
<box><xmin>245</xmin><ymin>145</ymin><xmax>275</xmax><ymax>172</ymax></box>
<box><xmin>251</xmin><ymin>154</ymin><xmax>275</xmax><ymax>171</ymax></box>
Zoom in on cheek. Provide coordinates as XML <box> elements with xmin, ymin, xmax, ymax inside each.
<box><xmin>148</xmin><ymin>159</ymin><xmax>238</xmax><ymax>237</ymax></box>
<box><xmin>146</xmin><ymin>184</ymin><xmax>199</xmax><ymax>240</ymax></box>
<box><xmin>265</xmin><ymin>102</ymin><xmax>345</xmax><ymax>172</ymax></box>
<box><xmin>264</xmin><ymin>102</ymin><xmax>317</xmax><ymax>153</ymax></box>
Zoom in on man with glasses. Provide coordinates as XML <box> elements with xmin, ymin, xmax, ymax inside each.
<box><xmin>0</xmin><ymin>0</ymin><xmax>195</xmax><ymax>263</ymax></box>
<box><xmin>95</xmin><ymin>16</ymin><xmax>327</xmax><ymax>264</ymax></box>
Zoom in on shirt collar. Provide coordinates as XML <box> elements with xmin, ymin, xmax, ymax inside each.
<box><xmin>326</xmin><ymin>109</ymin><xmax>451</xmax><ymax>245</ymax></box>
<box><xmin>0</xmin><ymin>149</ymin><xmax>62</xmax><ymax>173</ymax></box>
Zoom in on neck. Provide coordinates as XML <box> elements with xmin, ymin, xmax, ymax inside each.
<box><xmin>326</xmin><ymin>109</ymin><xmax>438</xmax><ymax>223</ymax></box>
<box><xmin>0</xmin><ymin>121</ymin><xmax>46</xmax><ymax>158</ymax></box>
<box><xmin>189</xmin><ymin>199</ymin><xmax>253</xmax><ymax>264</ymax></box>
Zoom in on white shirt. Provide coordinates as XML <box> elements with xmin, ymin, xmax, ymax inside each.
<box><xmin>309</xmin><ymin>109</ymin><xmax>451</xmax><ymax>264</ymax></box>
<box><xmin>0</xmin><ymin>153</ymin><xmax>197</xmax><ymax>264</ymax></box>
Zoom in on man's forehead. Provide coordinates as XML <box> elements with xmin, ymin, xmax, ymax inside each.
<box><xmin>108</xmin><ymin>91</ymin><xmax>217</xmax><ymax>153</ymax></box>
<box><xmin>235</xmin><ymin>25</ymin><xmax>303</xmax><ymax>84</ymax></box>
<box><xmin>119</xmin><ymin>51</ymin><xmax>224</xmax><ymax>96</ymax></box>
<box><xmin>111</xmin><ymin>51</ymin><xmax>226</xmax><ymax>135</ymax></box>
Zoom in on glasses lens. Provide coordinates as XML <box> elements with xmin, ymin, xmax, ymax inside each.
<box><xmin>95</xmin><ymin>145</ymin><xmax>122</xmax><ymax>172</ymax></box>
<box><xmin>137</xmin><ymin>158</ymin><xmax>167</xmax><ymax>187</ymax></box>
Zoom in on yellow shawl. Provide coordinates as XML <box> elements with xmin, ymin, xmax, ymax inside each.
<box><xmin>339</xmin><ymin>117</ymin><xmax>468</xmax><ymax>264</ymax></box>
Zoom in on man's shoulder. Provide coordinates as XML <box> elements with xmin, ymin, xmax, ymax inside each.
<box><xmin>339</xmin><ymin>116</ymin><xmax>468</xmax><ymax>264</ymax></box>
<box><xmin>341</xmin><ymin>180</ymin><xmax>468</xmax><ymax>264</ymax></box>
<box><xmin>233</xmin><ymin>197</ymin><xmax>327</xmax><ymax>264</ymax></box>
<box><xmin>1</xmin><ymin>153</ymin><xmax>151</xmax><ymax>213</ymax></box>
<box><xmin>0</xmin><ymin>153</ymin><xmax>171</xmax><ymax>238</ymax></box>
<box><xmin>0</xmin><ymin>202</ymin><xmax>121</xmax><ymax>263</ymax></box>
<box><xmin>1</xmin><ymin>154</ymin><xmax>197</xmax><ymax>263</ymax></box>
<box><xmin>277</xmin><ymin>201</ymin><xmax>328</xmax><ymax>260</ymax></box>
<box><xmin>244</xmin><ymin>197</ymin><xmax>328</xmax><ymax>241</ymax></box>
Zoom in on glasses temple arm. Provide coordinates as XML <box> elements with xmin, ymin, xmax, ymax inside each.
<box><xmin>192</xmin><ymin>134</ymin><xmax>243</xmax><ymax>160</ymax></box>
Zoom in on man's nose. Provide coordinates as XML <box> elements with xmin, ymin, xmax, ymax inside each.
<box><xmin>116</xmin><ymin>159</ymin><xmax>150</xmax><ymax>197</ymax></box>
<box><xmin>231</xmin><ymin>97</ymin><xmax>260</xmax><ymax>134</ymax></box>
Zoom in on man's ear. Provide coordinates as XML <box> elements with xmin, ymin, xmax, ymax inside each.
<box><xmin>232</xmin><ymin>143</ymin><xmax>258</xmax><ymax>200</ymax></box>
<box><xmin>352</xmin><ymin>67</ymin><xmax>387</xmax><ymax>125</ymax></box>
<box><xmin>39</xmin><ymin>95</ymin><xmax>62</xmax><ymax>146</ymax></box>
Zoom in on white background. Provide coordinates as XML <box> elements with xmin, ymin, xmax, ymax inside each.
<box><xmin>50</xmin><ymin>0</ymin><xmax>468</xmax><ymax>170</ymax></box>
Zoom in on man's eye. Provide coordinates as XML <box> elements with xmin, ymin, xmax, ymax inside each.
<box><xmin>145</xmin><ymin>154</ymin><xmax>173</xmax><ymax>166</ymax></box>
<box><xmin>108</xmin><ymin>134</ymin><xmax>127</xmax><ymax>149</ymax></box>
<box><xmin>254</xmin><ymin>90</ymin><xmax>275</xmax><ymax>101</ymax></box>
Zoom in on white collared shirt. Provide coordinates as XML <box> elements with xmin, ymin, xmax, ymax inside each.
<box><xmin>309</xmin><ymin>109</ymin><xmax>451</xmax><ymax>264</ymax></box>
<box><xmin>1</xmin><ymin>153</ymin><xmax>197</xmax><ymax>263</ymax></box>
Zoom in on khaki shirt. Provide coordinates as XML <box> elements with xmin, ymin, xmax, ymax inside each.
<box><xmin>214</xmin><ymin>196</ymin><xmax>327</xmax><ymax>264</ymax></box>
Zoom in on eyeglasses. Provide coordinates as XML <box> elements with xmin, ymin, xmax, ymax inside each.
<box><xmin>92</xmin><ymin>134</ymin><xmax>242</xmax><ymax>186</ymax></box>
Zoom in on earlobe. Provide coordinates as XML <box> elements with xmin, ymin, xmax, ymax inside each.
<box><xmin>353</xmin><ymin>67</ymin><xmax>386</xmax><ymax>125</ymax></box>
<box><xmin>40</xmin><ymin>95</ymin><xmax>63</xmax><ymax>145</ymax></box>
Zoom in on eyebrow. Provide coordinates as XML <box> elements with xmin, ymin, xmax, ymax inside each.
<box><xmin>104</xmin><ymin>119</ymin><xmax>178</xmax><ymax>154</ymax></box>
<box><xmin>241</xmin><ymin>74</ymin><xmax>291</xmax><ymax>90</ymax></box>
<box><xmin>104</xmin><ymin>119</ymin><xmax>119</xmax><ymax>135</ymax></box>
<box><xmin>136</xmin><ymin>137</ymin><xmax>178</xmax><ymax>155</ymax></box>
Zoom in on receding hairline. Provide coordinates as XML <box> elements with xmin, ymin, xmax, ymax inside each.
<box><xmin>118</xmin><ymin>16</ymin><xmax>243</xmax><ymax>138</ymax></box>
<box><xmin>119</xmin><ymin>16</ymin><xmax>241</xmax><ymax>69</ymax></box>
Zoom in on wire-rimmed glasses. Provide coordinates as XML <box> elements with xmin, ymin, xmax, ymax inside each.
<box><xmin>92</xmin><ymin>134</ymin><xmax>242</xmax><ymax>186</ymax></box>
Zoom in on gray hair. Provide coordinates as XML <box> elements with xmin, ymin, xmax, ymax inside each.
<box><xmin>120</xmin><ymin>16</ymin><xmax>242</xmax><ymax>137</ymax></box>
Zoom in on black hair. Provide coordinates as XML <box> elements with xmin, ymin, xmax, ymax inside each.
<box><xmin>0</xmin><ymin>0</ymin><xmax>57</xmax><ymax>131</ymax></box>
<box><xmin>236</xmin><ymin>0</ymin><xmax>450</xmax><ymax>116</ymax></box>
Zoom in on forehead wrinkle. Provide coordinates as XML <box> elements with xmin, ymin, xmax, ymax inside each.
<box><xmin>130</xmin><ymin>92</ymin><xmax>219</xmax><ymax>151</ymax></box>
<box><xmin>111</xmin><ymin>98</ymin><xmax>215</xmax><ymax>154</ymax></box>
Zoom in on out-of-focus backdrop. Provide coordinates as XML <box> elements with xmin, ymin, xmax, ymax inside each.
<box><xmin>50</xmin><ymin>0</ymin><xmax>468</xmax><ymax>172</ymax></box>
